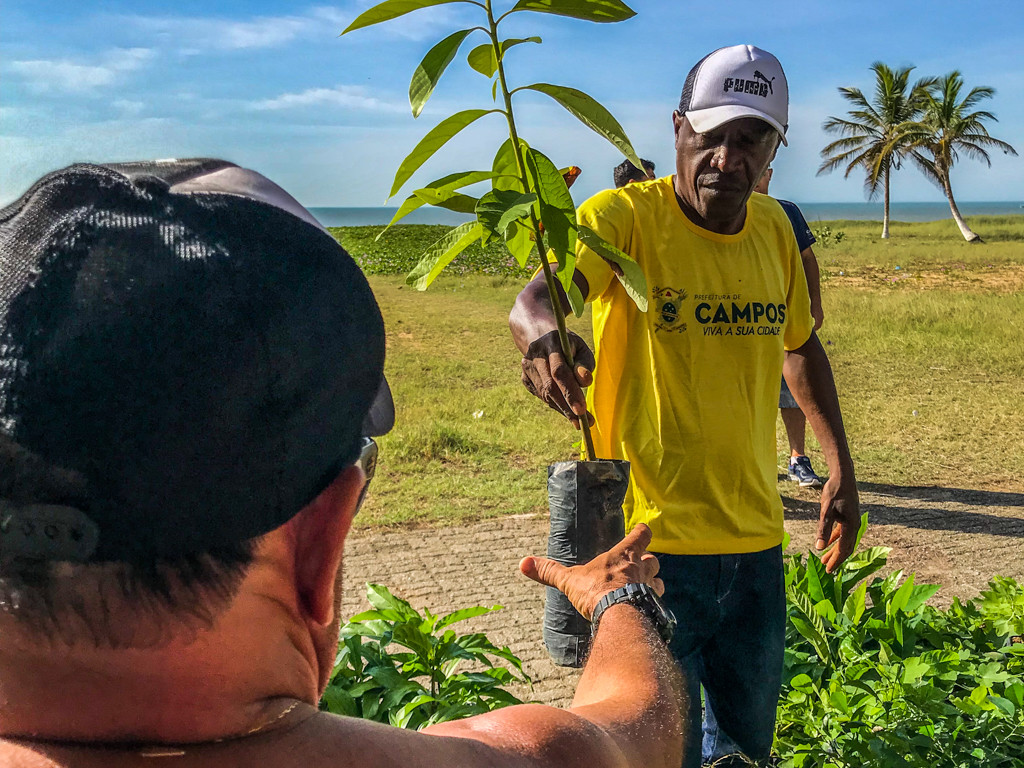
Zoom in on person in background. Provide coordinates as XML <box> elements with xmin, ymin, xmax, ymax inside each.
<box><xmin>754</xmin><ymin>166</ymin><xmax>827</xmax><ymax>488</ymax></box>
<box><xmin>511</xmin><ymin>45</ymin><xmax>860</xmax><ymax>767</ymax></box>
<box><xmin>614</xmin><ymin>157</ymin><xmax>656</xmax><ymax>187</ymax></box>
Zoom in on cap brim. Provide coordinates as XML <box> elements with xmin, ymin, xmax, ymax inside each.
<box><xmin>362</xmin><ymin>377</ymin><xmax>395</xmax><ymax>437</ymax></box>
<box><xmin>686</xmin><ymin>105</ymin><xmax>788</xmax><ymax>146</ymax></box>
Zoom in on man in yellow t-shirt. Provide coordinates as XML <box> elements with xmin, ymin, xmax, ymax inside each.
<box><xmin>510</xmin><ymin>45</ymin><xmax>860</xmax><ymax>768</ymax></box>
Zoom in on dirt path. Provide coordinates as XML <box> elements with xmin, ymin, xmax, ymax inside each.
<box><xmin>341</xmin><ymin>482</ymin><xmax>1024</xmax><ymax>709</ymax></box>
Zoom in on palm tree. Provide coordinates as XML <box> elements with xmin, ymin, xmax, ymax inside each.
<box><xmin>818</xmin><ymin>63</ymin><xmax>934</xmax><ymax>238</ymax></box>
<box><xmin>904</xmin><ymin>71</ymin><xmax>1018</xmax><ymax>242</ymax></box>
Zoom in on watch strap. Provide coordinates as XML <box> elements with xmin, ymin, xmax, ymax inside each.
<box><xmin>590</xmin><ymin>582</ymin><xmax>675</xmax><ymax>644</ymax></box>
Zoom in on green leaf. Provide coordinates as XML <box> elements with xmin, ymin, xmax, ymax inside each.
<box><xmin>566</xmin><ymin>279</ymin><xmax>585</xmax><ymax>317</ymax></box>
<box><xmin>432</xmin><ymin>169</ymin><xmax>503</xmax><ymax>192</ymax></box>
<box><xmin>321</xmin><ymin>686</ymin><xmax>359</xmax><ymax>717</ymax></box>
<box><xmin>901</xmin><ymin>656</ymin><xmax>931</xmax><ymax>683</ymax></box>
<box><xmin>789</xmin><ymin>673</ymin><xmax>814</xmax><ymax>691</ymax></box>
<box><xmin>790</xmin><ymin>616</ymin><xmax>830</xmax><ymax>664</ymax></box>
<box><xmin>365</xmin><ymin>584</ymin><xmax>421</xmax><ymax>619</ymax></box>
<box><xmin>788</xmin><ymin>586</ymin><xmax>832</xmax><ymax>663</ymax></box>
<box><xmin>525</xmin><ymin>147</ymin><xmax>576</xmax><ymax>266</ymax></box>
<box><xmin>390</xmin><ymin>109</ymin><xmax>499</xmax><ymax>198</ymax></box>
<box><xmin>491</xmin><ymin>138</ymin><xmax>529</xmax><ymax>193</ymax></box>
<box><xmin>381</xmin><ymin>194</ymin><xmax>432</xmax><ymax>235</ymax></box>
<box><xmin>522</xmin><ymin>83</ymin><xmax>641</xmax><ymax>169</ymax></box>
<box><xmin>343</xmin><ymin>0</ymin><xmax>472</xmax><ymax>34</ymax></box>
<box><xmin>503</xmin><ymin>221</ymin><xmax>536</xmax><ymax>266</ymax></box>
<box><xmin>554</xmin><ymin>255</ymin><xmax>581</xmax><ymax>314</ymax></box>
<box><xmin>508</xmin><ymin>0</ymin><xmax>635</xmax><ymax>23</ymax></box>
<box><xmin>389</xmin><ymin>694</ymin><xmax>438</xmax><ymax>729</ymax></box>
<box><xmin>413</xmin><ymin>187</ymin><xmax>479</xmax><ymax>214</ymax></box>
<box><xmin>991</xmin><ymin>696</ymin><xmax>1015</xmax><ymax>720</ymax></box>
<box><xmin>502</xmin><ymin>36</ymin><xmax>542</xmax><ymax>54</ymax></box>
<box><xmin>406</xmin><ymin>221</ymin><xmax>483</xmax><ymax>289</ymax></box>
<box><xmin>853</xmin><ymin>511</ymin><xmax>869</xmax><ymax>551</ymax></box>
<box><xmin>475</xmin><ymin>189</ymin><xmax>535</xmax><ymax>244</ymax></box>
<box><xmin>410</xmin><ymin>28</ymin><xmax>477</xmax><ymax>118</ymax></box>
<box><xmin>812</xmin><ymin>597</ymin><xmax>837</xmax><ymax>625</ymax></box>
<box><xmin>843</xmin><ymin>579</ymin><xmax>868</xmax><ymax>625</ymax></box>
<box><xmin>902</xmin><ymin>583</ymin><xmax>941</xmax><ymax>614</ymax></box>
<box><xmin>467</xmin><ymin>43</ymin><xmax>498</xmax><ymax>77</ymax></box>
<box><xmin>496</xmin><ymin>193</ymin><xmax>537</xmax><ymax>232</ymax></box>
<box><xmin>888</xmin><ymin>573</ymin><xmax>915</xmax><ymax>619</ymax></box>
<box><xmin>838</xmin><ymin>546</ymin><xmax>891</xmax><ymax>597</ymax></box>
<box><xmin>805</xmin><ymin>549</ymin><xmax>830</xmax><ymax>604</ymax></box>
<box><xmin>468</xmin><ymin>37</ymin><xmax>542</xmax><ymax>77</ymax></box>
<box><xmin>575</xmin><ymin>225</ymin><xmax>648</xmax><ymax>311</ymax></box>
<box><xmin>436</xmin><ymin>605</ymin><xmax>502</xmax><ymax>630</ymax></box>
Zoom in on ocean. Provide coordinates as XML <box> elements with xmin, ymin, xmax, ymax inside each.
<box><xmin>310</xmin><ymin>201</ymin><xmax>1024</xmax><ymax>228</ymax></box>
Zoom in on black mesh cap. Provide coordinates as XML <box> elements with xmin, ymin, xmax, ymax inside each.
<box><xmin>0</xmin><ymin>160</ymin><xmax>390</xmax><ymax>563</ymax></box>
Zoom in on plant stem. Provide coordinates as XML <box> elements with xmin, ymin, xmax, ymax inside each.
<box><xmin>485</xmin><ymin>0</ymin><xmax>596</xmax><ymax>461</ymax></box>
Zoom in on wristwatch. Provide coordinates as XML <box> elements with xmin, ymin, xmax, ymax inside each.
<box><xmin>590</xmin><ymin>583</ymin><xmax>677</xmax><ymax>645</ymax></box>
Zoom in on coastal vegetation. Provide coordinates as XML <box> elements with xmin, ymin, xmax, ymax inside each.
<box><xmin>821</xmin><ymin>65</ymin><xmax>1017</xmax><ymax>242</ymax></box>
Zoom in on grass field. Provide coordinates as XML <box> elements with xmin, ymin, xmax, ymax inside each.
<box><xmin>331</xmin><ymin>217</ymin><xmax>1024</xmax><ymax>529</ymax></box>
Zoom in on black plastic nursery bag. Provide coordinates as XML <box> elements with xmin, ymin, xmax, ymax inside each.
<box><xmin>544</xmin><ymin>458</ymin><xmax>630</xmax><ymax>667</ymax></box>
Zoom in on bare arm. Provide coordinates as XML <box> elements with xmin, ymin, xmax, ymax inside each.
<box><xmin>509</xmin><ymin>272</ymin><xmax>596</xmax><ymax>430</ymax></box>
<box><xmin>423</xmin><ymin>525</ymin><xmax>684</xmax><ymax>768</ymax></box>
<box><xmin>800</xmin><ymin>246</ymin><xmax>824</xmax><ymax>331</ymax></box>
<box><xmin>783</xmin><ymin>334</ymin><xmax>859</xmax><ymax>571</ymax></box>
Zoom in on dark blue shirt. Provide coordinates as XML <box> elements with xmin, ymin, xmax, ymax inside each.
<box><xmin>777</xmin><ymin>199</ymin><xmax>815</xmax><ymax>252</ymax></box>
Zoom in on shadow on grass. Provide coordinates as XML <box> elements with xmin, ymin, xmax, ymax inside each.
<box><xmin>781</xmin><ymin>480</ymin><xmax>1024</xmax><ymax>539</ymax></box>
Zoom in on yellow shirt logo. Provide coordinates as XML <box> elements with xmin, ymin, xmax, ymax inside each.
<box><xmin>653</xmin><ymin>286</ymin><xmax>688</xmax><ymax>333</ymax></box>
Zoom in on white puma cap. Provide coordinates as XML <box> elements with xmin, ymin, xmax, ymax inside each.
<box><xmin>678</xmin><ymin>44</ymin><xmax>789</xmax><ymax>145</ymax></box>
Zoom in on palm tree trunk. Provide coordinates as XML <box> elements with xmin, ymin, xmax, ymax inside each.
<box><xmin>942</xmin><ymin>170</ymin><xmax>982</xmax><ymax>243</ymax></box>
<box><xmin>882</xmin><ymin>164</ymin><xmax>890</xmax><ymax>239</ymax></box>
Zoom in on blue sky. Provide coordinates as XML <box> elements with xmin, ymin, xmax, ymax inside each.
<box><xmin>3</xmin><ymin>0</ymin><xmax>1022</xmax><ymax>208</ymax></box>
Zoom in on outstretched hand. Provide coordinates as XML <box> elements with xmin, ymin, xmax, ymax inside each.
<box><xmin>520</xmin><ymin>330</ymin><xmax>596</xmax><ymax>430</ymax></box>
<box><xmin>815</xmin><ymin>475</ymin><xmax>860</xmax><ymax>573</ymax></box>
<box><xmin>520</xmin><ymin>524</ymin><xmax>663</xmax><ymax>620</ymax></box>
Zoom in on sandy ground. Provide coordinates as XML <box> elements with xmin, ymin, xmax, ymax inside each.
<box><xmin>341</xmin><ymin>480</ymin><xmax>1024</xmax><ymax>709</ymax></box>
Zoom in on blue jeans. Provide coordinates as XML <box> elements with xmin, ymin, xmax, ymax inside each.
<box><xmin>656</xmin><ymin>546</ymin><xmax>785</xmax><ymax>767</ymax></box>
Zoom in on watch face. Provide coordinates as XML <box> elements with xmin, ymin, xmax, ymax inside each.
<box><xmin>647</xmin><ymin>592</ymin><xmax>677</xmax><ymax>641</ymax></box>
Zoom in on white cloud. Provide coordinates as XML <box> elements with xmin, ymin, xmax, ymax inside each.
<box><xmin>116</xmin><ymin>4</ymin><xmax>472</xmax><ymax>55</ymax></box>
<box><xmin>250</xmin><ymin>85</ymin><xmax>405</xmax><ymax>113</ymax></box>
<box><xmin>126</xmin><ymin>13</ymin><xmax>311</xmax><ymax>51</ymax></box>
<box><xmin>8</xmin><ymin>48</ymin><xmax>153</xmax><ymax>94</ymax></box>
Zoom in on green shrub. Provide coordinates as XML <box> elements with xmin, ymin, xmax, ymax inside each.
<box><xmin>775</xmin><ymin>518</ymin><xmax>1024</xmax><ymax>767</ymax></box>
<box><xmin>812</xmin><ymin>225</ymin><xmax>846</xmax><ymax>248</ymax></box>
<box><xmin>331</xmin><ymin>225</ymin><xmax>533</xmax><ymax>279</ymax></box>
<box><xmin>322</xmin><ymin>584</ymin><xmax>531</xmax><ymax>729</ymax></box>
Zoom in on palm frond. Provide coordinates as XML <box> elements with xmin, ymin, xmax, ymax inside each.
<box><xmin>957</xmin><ymin>142</ymin><xmax>993</xmax><ymax>166</ymax></box>
<box><xmin>909</xmin><ymin>150</ymin><xmax>943</xmax><ymax>188</ymax></box>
